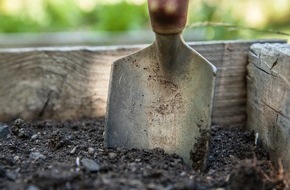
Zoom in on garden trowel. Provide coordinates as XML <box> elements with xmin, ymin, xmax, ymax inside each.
<box><xmin>105</xmin><ymin>0</ymin><xmax>216</xmax><ymax>169</ymax></box>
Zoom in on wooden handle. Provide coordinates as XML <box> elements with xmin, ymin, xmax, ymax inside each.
<box><xmin>148</xmin><ymin>0</ymin><xmax>189</xmax><ymax>34</ymax></box>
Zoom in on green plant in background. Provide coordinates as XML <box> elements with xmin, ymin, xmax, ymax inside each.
<box><xmin>0</xmin><ymin>0</ymin><xmax>289</xmax><ymax>40</ymax></box>
<box><xmin>187</xmin><ymin>0</ymin><xmax>243</xmax><ymax>40</ymax></box>
<box><xmin>187</xmin><ymin>0</ymin><xmax>290</xmax><ymax>40</ymax></box>
<box><xmin>0</xmin><ymin>0</ymin><xmax>148</xmax><ymax>33</ymax></box>
<box><xmin>44</xmin><ymin>0</ymin><xmax>83</xmax><ymax>31</ymax></box>
<box><xmin>93</xmin><ymin>2</ymin><xmax>148</xmax><ymax>31</ymax></box>
<box><xmin>0</xmin><ymin>14</ymin><xmax>35</xmax><ymax>33</ymax></box>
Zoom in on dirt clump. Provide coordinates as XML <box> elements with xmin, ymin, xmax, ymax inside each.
<box><xmin>0</xmin><ymin>118</ymin><xmax>287</xmax><ymax>190</ymax></box>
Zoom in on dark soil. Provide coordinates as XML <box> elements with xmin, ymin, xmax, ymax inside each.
<box><xmin>0</xmin><ymin>118</ymin><xmax>287</xmax><ymax>190</ymax></box>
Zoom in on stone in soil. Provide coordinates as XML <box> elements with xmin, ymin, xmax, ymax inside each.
<box><xmin>81</xmin><ymin>158</ymin><xmax>100</xmax><ymax>172</ymax></box>
<box><xmin>0</xmin><ymin>123</ymin><xmax>10</xmax><ymax>139</ymax></box>
<box><xmin>29</xmin><ymin>152</ymin><xmax>47</xmax><ymax>161</ymax></box>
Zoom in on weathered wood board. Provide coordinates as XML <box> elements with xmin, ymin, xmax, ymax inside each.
<box><xmin>247</xmin><ymin>43</ymin><xmax>290</xmax><ymax>172</ymax></box>
<box><xmin>0</xmin><ymin>40</ymin><xmax>285</xmax><ymax>127</ymax></box>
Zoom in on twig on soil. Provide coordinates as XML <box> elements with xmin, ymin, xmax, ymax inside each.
<box><xmin>76</xmin><ymin>157</ymin><xmax>80</xmax><ymax>173</ymax></box>
<box><xmin>38</xmin><ymin>90</ymin><xmax>52</xmax><ymax>118</ymax></box>
<box><xmin>255</xmin><ymin>133</ymin><xmax>259</xmax><ymax>146</ymax></box>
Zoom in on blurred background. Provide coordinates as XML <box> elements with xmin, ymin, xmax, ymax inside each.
<box><xmin>0</xmin><ymin>0</ymin><xmax>289</xmax><ymax>47</ymax></box>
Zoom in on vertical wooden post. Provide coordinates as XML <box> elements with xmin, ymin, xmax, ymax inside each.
<box><xmin>247</xmin><ymin>43</ymin><xmax>290</xmax><ymax>174</ymax></box>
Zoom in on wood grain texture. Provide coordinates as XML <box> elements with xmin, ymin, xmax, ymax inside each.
<box><xmin>0</xmin><ymin>40</ymin><xmax>285</xmax><ymax>127</ymax></box>
<box><xmin>0</xmin><ymin>47</ymin><xmax>140</xmax><ymax>122</ymax></box>
<box><xmin>193</xmin><ymin>40</ymin><xmax>285</xmax><ymax>126</ymax></box>
<box><xmin>247</xmin><ymin>43</ymin><xmax>290</xmax><ymax>171</ymax></box>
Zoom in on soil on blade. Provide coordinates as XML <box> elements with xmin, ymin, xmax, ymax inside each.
<box><xmin>0</xmin><ymin>118</ymin><xmax>287</xmax><ymax>190</ymax></box>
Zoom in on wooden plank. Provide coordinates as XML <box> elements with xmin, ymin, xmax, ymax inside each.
<box><xmin>214</xmin><ymin>91</ymin><xmax>246</xmax><ymax>100</ymax></box>
<box><xmin>0</xmin><ymin>40</ymin><xmax>286</xmax><ymax>127</ymax></box>
<box><xmin>214</xmin><ymin>98</ymin><xmax>246</xmax><ymax>108</ymax></box>
<box><xmin>213</xmin><ymin>115</ymin><xmax>247</xmax><ymax>126</ymax></box>
<box><xmin>213</xmin><ymin>106</ymin><xmax>246</xmax><ymax>117</ymax></box>
<box><xmin>247</xmin><ymin>43</ymin><xmax>290</xmax><ymax>174</ymax></box>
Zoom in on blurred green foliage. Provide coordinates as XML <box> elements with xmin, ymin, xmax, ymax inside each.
<box><xmin>0</xmin><ymin>0</ymin><xmax>289</xmax><ymax>40</ymax></box>
<box><xmin>94</xmin><ymin>2</ymin><xmax>148</xmax><ymax>31</ymax></box>
<box><xmin>187</xmin><ymin>0</ymin><xmax>290</xmax><ymax>40</ymax></box>
<box><xmin>0</xmin><ymin>0</ymin><xmax>148</xmax><ymax>33</ymax></box>
<box><xmin>187</xmin><ymin>1</ymin><xmax>242</xmax><ymax>40</ymax></box>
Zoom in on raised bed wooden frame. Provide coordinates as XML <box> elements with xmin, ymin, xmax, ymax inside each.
<box><xmin>0</xmin><ymin>39</ymin><xmax>289</xmax><ymax>176</ymax></box>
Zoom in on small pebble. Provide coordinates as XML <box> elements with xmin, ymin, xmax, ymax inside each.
<box><xmin>29</xmin><ymin>152</ymin><xmax>46</xmax><ymax>160</ymax></box>
<box><xmin>88</xmin><ymin>147</ymin><xmax>94</xmax><ymax>154</ymax></box>
<box><xmin>108</xmin><ymin>152</ymin><xmax>117</xmax><ymax>159</ymax></box>
<box><xmin>76</xmin><ymin>157</ymin><xmax>80</xmax><ymax>167</ymax></box>
<box><xmin>27</xmin><ymin>185</ymin><xmax>40</xmax><ymax>190</ymax></box>
<box><xmin>14</xmin><ymin>156</ymin><xmax>20</xmax><ymax>161</ymax></box>
<box><xmin>70</xmin><ymin>146</ymin><xmax>78</xmax><ymax>154</ymax></box>
<box><xmin>0</xmin><ymin>123</ymin><xmax>10</xmax><ymax>139</ymax></box>
<box><xmin>180</xmin><ymin>171</ymin><xmax>187</xmax><ymax>177</ymax></box>
<box><xmin>81</xmin><ymin>158</ymin><xmax>100</xmax><ymax>172</ymax></box>
<box><xmin>31</xmin><ymin>134</ymin><xmax>39</xmax><ymax>140</ymax></box>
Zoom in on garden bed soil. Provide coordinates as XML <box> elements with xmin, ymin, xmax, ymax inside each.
<box><xmin>0</xmin><ymin>118</ymin><xmax>287</xmax><ymax>190</ymax></box>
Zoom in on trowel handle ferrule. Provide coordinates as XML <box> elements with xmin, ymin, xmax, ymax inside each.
<box><xmin>148</xmin><ymin>0</ymin><xmax>189</xmax><ymax>35</ymax></box>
